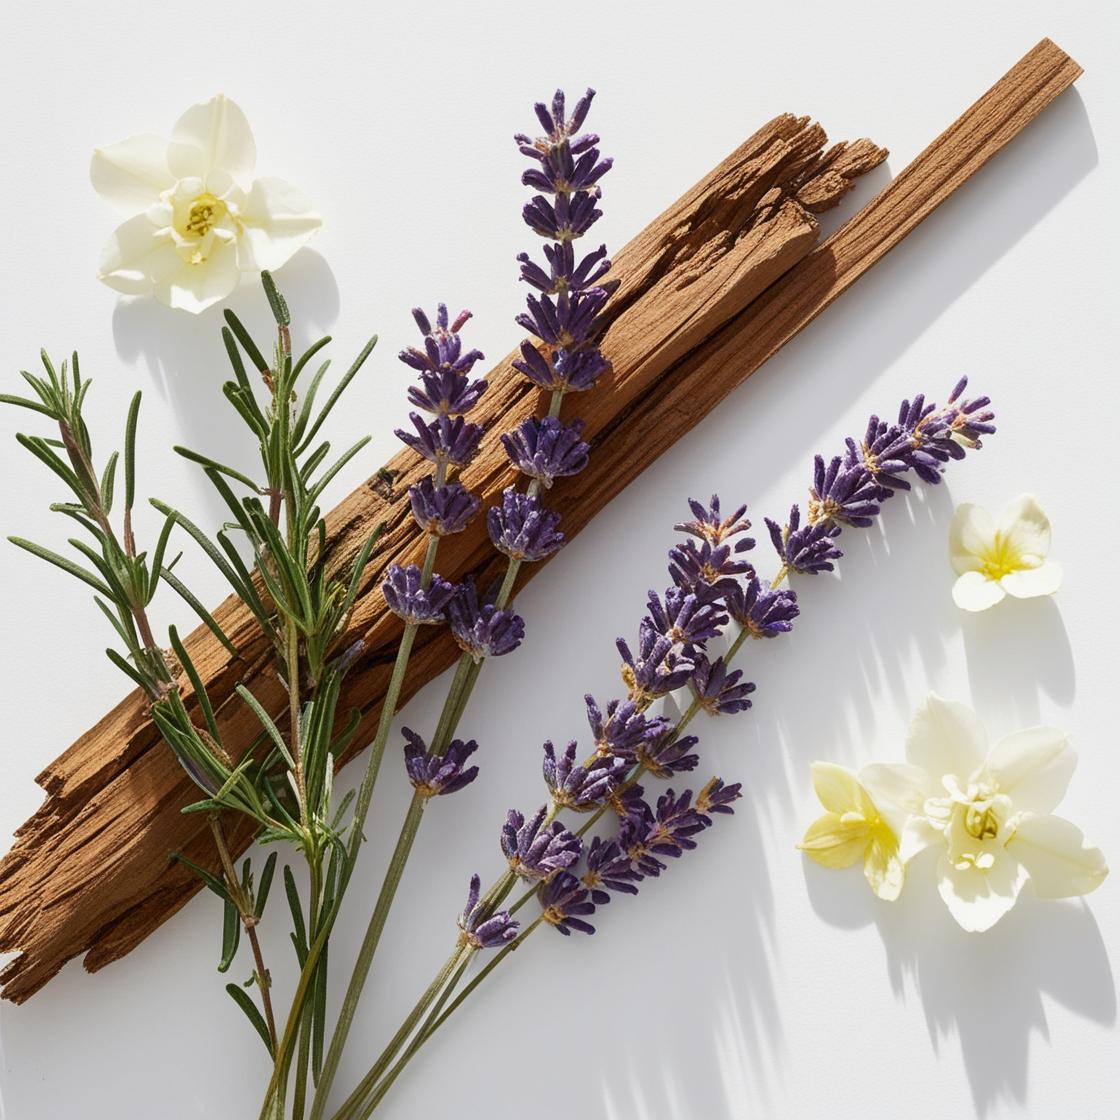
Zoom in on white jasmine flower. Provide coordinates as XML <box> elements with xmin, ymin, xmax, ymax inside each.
<box><xmin>91</xmin><ymin>94</ymin><xmax>320</xmax><ymax>313</ymax></box>
<box><xmin>862</xmin><ymin>694</ymin><xmax>1107</xmax><ymax>932</ymax></box>
<box><xmin>798</xmin><ymin>761</ymin><xmax>905</xmax><ymax>901</ymax></box>
<box><xmin>949</xmin><ymin>494</ymin><xmax>1061</xmax><ymax>612</ymax></box>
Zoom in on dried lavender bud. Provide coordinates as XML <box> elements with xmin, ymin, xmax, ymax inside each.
<box><xmin>448</xmin><ymin>581</ymin><xmax>525</xmax><ymax>662</ymax></box>
<box><xmin>395</xmin><ymin>412</ymin><xmax>484</xmax><ymax>469</ymax></box>
<box><xmin>512</xmin><ymin>340</ymin><xmax>608</xmax><ymax>393</ymax></box>
<box><xmin>668</xmin><ymin>537</ymin><xmax>755</xmax><ymax>598</ymax></box>
<box><xmin>487</xmin><ymin>488</ymin><xmax>565</xmax><ymax>562</ymax></box>
<box><xmin>695</xmin><ymin>777</ymin><xmax>742</xmax><ymax>822</ymax></box>
<box><xmin>515</xmin><ymin>88</ymin><xmax>598</xmax><ymax>153</ymax></box>
<box><xmin>408</xmin><ymin>479</ymin><xmax>481</xmax><ymax>536</ymax></box>
<box><xmin>501</xmin><ymin>415</ymin><xmax>589</xmax><ymax>488</ymax></box>
<box><xmin>617</xmin><ymin>620</ymin><xmax>696</xmax><ymax>702</ymax></box>
<box><xmin>402</xmin><ymin>729</ymin><xmax>479</xmax><ymax>797</ymax></box>
<box><xmin>522</xmin><ymin>193</ymin><xmax>604</xmax><ymax>241</ymax></box>
<box><xmin>765</xmin><ymin>504</ymin><xmax>844</xmax><ymax>575</ymax></box>
<box><xmin>581</xmin><ymin>836</ymin><xmax>641</xmax><ymax>903</ymax></box>
<box><xmin>515</xmin><ymin>288</ymin><xmax>609</xmax><ymax>349</ymax></box>
<box><xmin>457</xmin><ymin>874</ymin><xmax>519</xmax><ymax>950</ymax></box>
<box><xmin>674</xmin><ymin>495</ymin><xmax>755</xmax><ymax>548</ymax></box>
<box><xmin>538</xmin><ymin>870</ymin><xmax>597</xmax><ymax>936</ymax></box>
<box><xmin>500</xmin><ymin>806</ymin><xmax>582</xmax><ymax>882</ymax></box>
<box><xmin>645</xmin><ymin>586</ymin><xmax>728</xmax><ymax>649</ymax></box>
<box><xmin>399</xmin><ymin>304</ymin><xmax>486</xmax><ymax>415</ymax></box>
<box><xmin>637</xmin><ymin>730</ymin><xmax>700</xmax><ymax>778</ymax></box>
<box><xmin>724</xmin><ymin>577</ymin><xmax>799</xmax><ymax>638</ymax></box>
<box><xmin>518</xmin><ymin>242</ymin><xmax>610</xmax><ymax>295</ymax></box>
<box><xmin>844</xmin><ymin>416</ymin><xmax>914</xmax><ymax>500</ymax></box>
<box><xmin>807</xmin><ymin>454</ymin><xmax>882</xmax><ymax>528</ymax></box>
<box><xmin>521</xmin><ymin>141</ymin><xmax>613</xmax><ymax>195</ymax></box>
<box><xmin>584</xmin><ymin>695</ymin><xmax>670</xmax><ymax>761</ymax></box>
<box><xmin>542</xmin><ymin>740</ymin><xmax>626</xmax><ymax>811</ymax></box>
<box><xmin>690</xmin><ymin>655</ymin><xmax>755</xmax><ymax>715</ymax></box>
<box><xmin>619</xmin><ymin>788</ymin><xmax>709</xmax><ymax>877</ymax></box>
<box><xmin>381</xmin><ymin>564</ymin><xmax>456</xmax><ymax>625</ymax></box>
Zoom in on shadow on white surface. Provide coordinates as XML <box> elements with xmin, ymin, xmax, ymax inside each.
<box><xmin>805</xmin><ymin>860</ymin><xmax>1115</xmax><ymax>1117</ymax></box>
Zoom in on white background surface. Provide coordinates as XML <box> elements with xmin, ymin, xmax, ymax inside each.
<box><xmin>1</xmin><ymin>2</ymin><xmax>1117</xmax><ymax>1117</ymax></box>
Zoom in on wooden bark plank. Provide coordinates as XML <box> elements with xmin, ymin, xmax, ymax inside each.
<box><xmin>0</xmin><ymin>36</ymin><xmax>1081</xmax><ymax>1002</ymax></box>
<box><xmin>0</xmin><ymin>115</ymin><xmax>883</xmax><ymax>1001</ymax></box>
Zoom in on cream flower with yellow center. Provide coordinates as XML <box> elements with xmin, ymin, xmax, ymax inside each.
<box><xmin>862</xmin><ymin>694</ymin><xmax>1107</xmax><ymax>932</ymax></box>
<box><xmin>91</xmin><ymin>94</ymin><xmax>320</xmax><ymax>313</ymax></box>
<box><xmin>949</xmin><ymin>493</ymin><xmax>1061</xmax><ymax>611</ymax></box>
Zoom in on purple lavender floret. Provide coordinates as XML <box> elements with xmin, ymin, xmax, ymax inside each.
<box><xmin>844</xmin><ymin>416</ymin><xmax>914</xmax><ymax>499</ymax></box>
<box><xmin>807</xmin><ymin>454</ymin><xmax>882</xmax><ymax>529</ymax></box>
<box><xmin>675</xmin><ymin>496</ymin><xmax>755</xmax><ymax>548</ymax></box>
<box><xmin>501</xmin><ymin>415</ymin><xmax>589</xmax><ymax>488</ymax></box>
<box><xmin>691</xmin><ymin>655</ymin><xmax>756</xmax><ymax>715</ymax></box>
<box><xmin>487</xmin><ymin>488</ymin><xmax>565</xmax><ymax>562</ymax></box>
<box><xmin>381</xmin><ymin>563</ymin><xmax>456</xmax><ymax>625</ymax></box>
<box><xmin>584</xmin><ymin>695</ymin><xmax>670</xmax><ymax>761</ymax></box>
<box><xmin>522</xmin><ymin>193</ymin><xmax>604</xmax><ymax>242</ymax></box>
<box><xmin>516</xmin><ymin>88</ymin><xmax>599</xmax><ymax>154</ymax></box>
<box><xmin>457</xmin><ymin>874</ymin><xmax>519</xmax><ymax>950</ymax></box>
<box><xmin>447</xmin><ymin>581</ymin><xmax>525</xmax><ymax>662</ymax></box>
<box><xmin>538</xmin><ymin>870</ymin><xmax>597</xmax><ymax>936</ymax></box>
<box><xmin>765</xmin><ymin>504</ymin><xmax>844</xmax><ymax>575</ymax></box>
<box><xmin>620</xmin><ymin>789</ymin><xmax>709</xmax><ymax>877</ymax></box>
<box><xmin>897</xmin><ymin>377</ymin><xmax>996</xmax><ymax>484</ymax></box>
<box><xmin>402</xmin><ymin>729</ymin><xmax>479</xmax><ymax>797</ymax></box>
<box><xmin>399</xmin><ymin>305</ymin><xmax>486</xmax><ymax>413</ymax></box>
<box><xmin>695</xmin><ymin>777</ymin><xmax>743</xmax><ymax>822</ymax></box>
<box><xmin>521</xmin><ymin>140</ymin><xmax>613</xmax><ymax>195</ymax></box>
<box><xmin>542</xmin><ymin>740</ymin><xmax>627</xmax><ymax>811</ymax></box>
<box><xmin>518</xmin><ymin>242</ymin><xmax>610</xmax><ymax>296</ymax></box>
<box><xmin>617</xmin><ymin>620</ymin><xmax>696</xmax><ymax>701</ymax></box>
<box><xmin>725</xmin><ymin>577</ymin><xmax>799</xmax><ymax>638</ymax></box>
<box><xmin>581</xmin><ymin>836</ymin><xmax>641</xmax><ymax>902</ymax></box>
<box><xmin>408</xmin><ymin>478</ymin><xmax>481</xmax><ymax>536</ymax></box>
<box><xmin>645</xmin><ymin>586</ymin><xmax>728</xmax><ymax>649</ymax></box>
<box><xmin>512</xmin><ymin>341</ymin><xmax>609</xmax><ymax>394</ymax></box>
<box><xmin>515</xmin><ymin>288</ymin><xmax>609</xmax><ymax>349</ymax></box>
<box><xmin>395</xmin><ymin>412</ymin><xmax>484</xmax><ymax>469</ymax></box>
<box><xmin>668</xmin><ymin>537</ymin><xmax>755</xmax><ymax>598</ymax></box>
<box><xmin>637</xmin><ymin>730</ymin><xmax>700</xmax><ymax>778</ymax></box>
<box><xmin>501</xmin><ymin>806</ymin><xmax>582</xmax><ymax>882</ymax></box>
<box><xmin>407</xmin><ymin>369</ymin><xmax>488</xmax><ymax>417</ymax></box>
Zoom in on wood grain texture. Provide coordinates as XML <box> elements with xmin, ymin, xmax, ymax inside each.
<box><xmin>0</xmin><ymin>37</ymin><xmax>1081</xmax><ymax>1003</ymax></box>
<box><xmin>0</xmin><ymin>115</ymin><xmax>884</xmax><ymax>1002</ymax></box>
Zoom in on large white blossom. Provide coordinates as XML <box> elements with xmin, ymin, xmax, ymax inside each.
<box><xmin>949</xmin><ymin>494</ymin><xmax>1062</xmax><ymax>612</ymax></box>
<box><xmin>91</xmin><ymin>94</ymin><xmax>320</xmax><ymax>313</ymax></box>
<box><xmin>862</xmin><ymin>694</ymin><xmax>1107</xmax><ymax>932</ymax></box>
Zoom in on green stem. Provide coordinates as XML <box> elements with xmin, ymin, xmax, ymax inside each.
<box><xmin>258</xmin><ymin>622</ymin><xmax>419</xmax><ymax>1120</ymax></box>
<box><xmin>329</xmin><ymin>948</ymin><xmax>467</xmax><ymax>1120</ymax></box>
<box><xmin>292</xmin><ymin>862</ymin><xmax>323</xmax><ymax>1120</ymax></box>
<box><xmin>355</xmin><ymin>920</ymin><xmax>542</xmax><ymax>1118</ymax></box>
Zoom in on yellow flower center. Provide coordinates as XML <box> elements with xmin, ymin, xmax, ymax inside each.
<box><xmin>185</xmin><ymin>192</ymin><xmax>225</xmax><ymax>239</ymax></box>
<box><xmin>964</xmin><ymin>798</ymin><xmax>1000</xmax><ymax>840</ymax></box>
<box><xmin>977</xmin><ymin>531</ymin><xmax>1028</xmax><ymax>581</ymax></box>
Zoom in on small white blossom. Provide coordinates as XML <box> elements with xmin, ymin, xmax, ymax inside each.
<box><xmin>91</xmin><ymin>94</ymin><xmax>320</xmax><ymax>313</ymax></box>
<box><xmin>949</xmin><ymin>494</ymin><xmax>1061</xmax><ymax>612</ymax></box>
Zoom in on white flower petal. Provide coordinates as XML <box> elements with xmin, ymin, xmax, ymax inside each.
<box><xmin>985</xmin><ymin>726</ymin><xmax>1075</xmax><ymax>814</ymax></box>
<box><xmin>864</xmin><ymin>828</ymin><xmax>905</xmax><ymax>902</ymax></box>
<box><xmin>236</xmin><ymin>177</ymin><xmax>321</xmax><ymax>271</ymax></box>
<box><xmin>90</xmin><ymin>134</ymin><xmax>174</xmax><ymax>216</ymax></box>
<box><xmin>1001</xmin><ymin>561</ymin><xmax>1062</xmax><ymax>600</ymax></box>
<box><xmin>952</xmin><ymin>570</ymin><xmax>1006</xmax><ymax>612</ymax></box>
<box><xmin>97</xmin><ymin>214</ymin><xmax>180</xmax><ymax>295</ymax></box>
<box><xmin>936</xmin><ymin>848</ymin><xmax>1027</xmax><ymax>932</ymax></box>
<box><xmin>859</xmin><ymin>761</ymin><xmax>934</xmax><ymax>834</ymax></box>
<box><xmin>997</xmin><ymin>493</ymin><xmax>1051</xmax><ymax>561</ymax></box>
<box><xmin>1013</xmin><ymin>814</ymin><xmax>1108</xmax><ymax>898</ymax></box>
<box><xmin>949</xmin><ymin>502</ymin><xmax>996</xmax><ymax>575</ymax></box>
<box><xmin>152</xmin><ymin>239</ymin><xmax>240</xmax><ymax>314</ymax></box>
<box><xmin>168</xmin><ymin>93</ymin><xmax>256</xmax><ymax>185</ymax></box>
<box><xmin>905</xmin><ymin>693</ymin><xmax>987</xmax><ymax>782</ymax></box>
<box><xmin>899</xmin><ymin>817</ymin><xmax>941</xmax><ymax>864</ymax></box>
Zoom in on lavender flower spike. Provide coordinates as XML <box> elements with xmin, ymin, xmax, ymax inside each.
<box><xmin>501</xmin><ymin>415</ymin><xmax>589</xmax><ymax>488</ymax></box>
<box><xmin>501</xmin><ymin>806</ymin><xmax>581</xmax><ymax>882</ymax></box>
<box><xmin>401</xmin><ymin>303</ymin><xmax>487</xmax><ymax>416</ymax></box>
<box><xmin>448</xmin><ymin>581</ymin><xmax>525</xmax><ymax>662</ymax></box>
<box><xmin>538</xmin><ymin>870</ymin><xmax>597</xmax><ymax>936</ymax></box>
<box><xmin>402</xmin><ymin>729</ymin><xmax>479</xmax><ymax>797</ymax></box>
<box><xmin>382</xmin><ymin>564</ymin><xmax>457</xmax><ymax>625</ymax></box>
<box><xmin>487</xmin><ymin>488</ymin><xmax>565</xmax><ymax>562</ymax></box>
<box><xmin>457</xmin><ymin>874</ymin><xmax>519</xmax><ymax>950</ymax></box>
